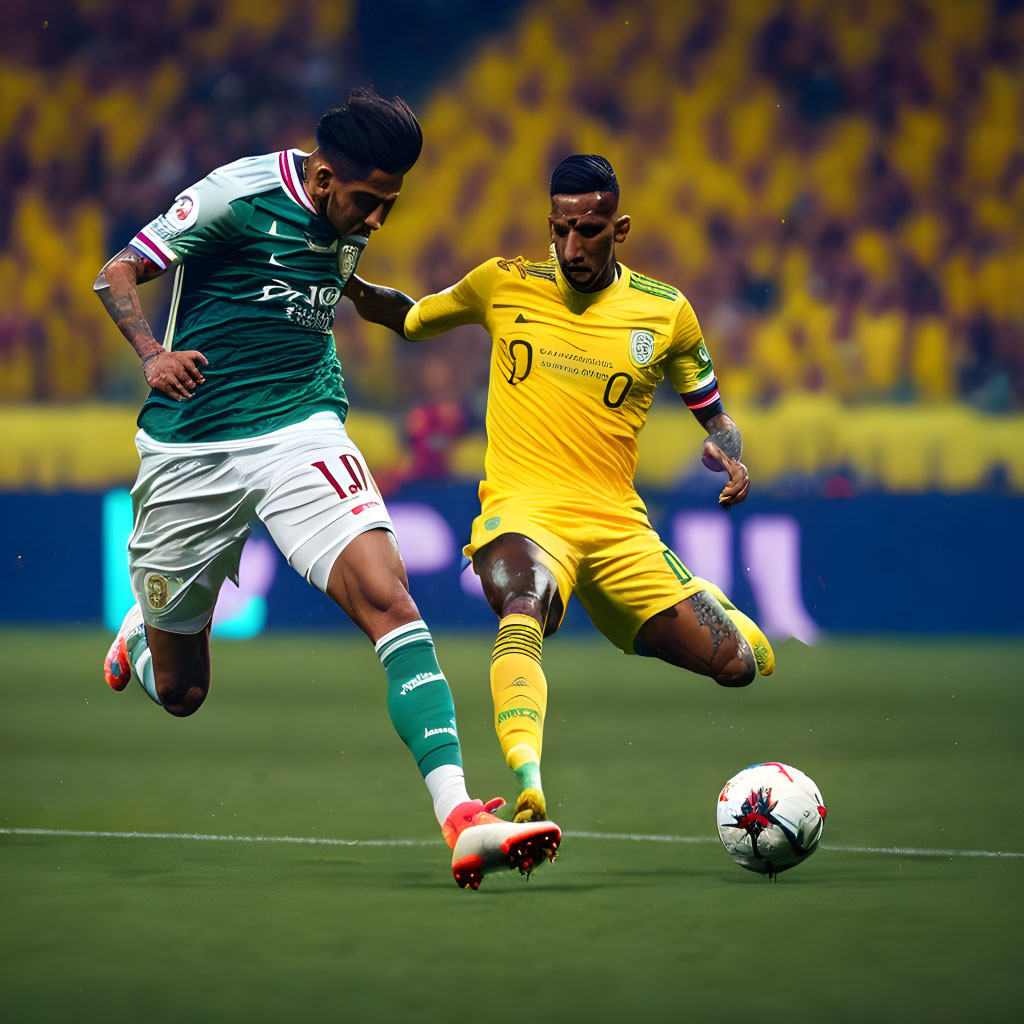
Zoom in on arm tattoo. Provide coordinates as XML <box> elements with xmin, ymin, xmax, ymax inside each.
<box><xmin>93</xmin><ymin>249</ymin><xmax>165</xmax><ymax>362</ymax></box>
<box><xmin>706</xmin><ymin>425</ymin><xmax>742</xmax><ymax>461</ymax></box>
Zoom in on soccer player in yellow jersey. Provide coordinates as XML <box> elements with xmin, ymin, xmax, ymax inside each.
<box><xmin>348</xmin><ymin>154</ymin><xmax>773</xmax><ymax>828</ymax></box>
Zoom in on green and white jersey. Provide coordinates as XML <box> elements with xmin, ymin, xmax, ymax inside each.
<box><xmin>129</xmin><ymin>149</ymin><xmax>367</xmax><ymax>442</ymax></box>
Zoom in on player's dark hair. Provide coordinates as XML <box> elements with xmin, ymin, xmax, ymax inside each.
<box><xmin>549</xmin><ymin>154</ymin><xmax>619</xmax><ymax>196</ymax></box>
<box><xmin>316</xmin><ymin>86</ymin><xmax>423</xmax><ymax>180</ymax></box>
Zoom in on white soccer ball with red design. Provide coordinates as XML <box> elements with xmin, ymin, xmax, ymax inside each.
<box><xmin>716</xmin><ymin>762</ymin><xmax>827</xmax><ymax>877</ymax></box>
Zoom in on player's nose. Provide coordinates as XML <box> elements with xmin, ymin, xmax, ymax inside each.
<box><xmin>364</xmin><ymin>204</ymin><xmax>386</xmax><ymax>231</ymax></box>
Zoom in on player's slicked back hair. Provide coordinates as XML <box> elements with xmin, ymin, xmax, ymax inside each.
<box><xmin>549</xmin><ymin>154</ymin><xmax>619</xmax><ymax>196</ymax></box>
<box><xmin>316</xmin><ymin>86</ymin><xmax>423</xmax><ymax>180</ymax></box>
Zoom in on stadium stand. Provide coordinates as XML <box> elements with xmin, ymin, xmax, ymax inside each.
<box><xmin>2</xmin><ymin>0</ymin><xmax>1021</xmax><ymax>491</ymax></box>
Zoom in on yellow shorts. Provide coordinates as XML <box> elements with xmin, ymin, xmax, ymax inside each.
<box><xmin>465</xmin><ymin>499</ymin><xmax>703</xmax><ymax>654</ymax></box>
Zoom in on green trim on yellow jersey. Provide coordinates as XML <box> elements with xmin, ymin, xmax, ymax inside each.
<box><xmin>628</xmin><ymin>271</ymin><xmax>680</xmax><ymax>301</ymax></box>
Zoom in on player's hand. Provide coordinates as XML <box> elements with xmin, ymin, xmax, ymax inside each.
<box><xmin>143</xmin><ymin>350</ymin><xmax>208</xmax><ymax>401</ymax></box>
<box><xmin>703</xmin><ymin>440</ymin><xmax>750</xmax><ymax>508</ymax></box>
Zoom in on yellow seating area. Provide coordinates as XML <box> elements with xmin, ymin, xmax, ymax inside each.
<box><xmin>4</xmin><ymin>400</ymin><xmax>1021</xmax><ymax>493</ymax></box>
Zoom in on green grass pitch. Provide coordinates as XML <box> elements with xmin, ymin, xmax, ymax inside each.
<box><xmin>1</xmin><ymin>629</ymin><xmax>1021</xmax><ymax>1022</ymax></box>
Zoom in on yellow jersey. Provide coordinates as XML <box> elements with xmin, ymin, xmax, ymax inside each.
<box><xmin>404</xmin><ymin>255</ymin><xmax>721</xmax><ymax>510</ymax></box>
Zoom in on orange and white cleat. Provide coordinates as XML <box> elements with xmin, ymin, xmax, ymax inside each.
<box><xmin>442</xmin><ymin>797</ymin><xmax>561</xmax><ymax>890</ymax></box>
<box><xmin>103</xmin><ymin>604</ymin><xmax>146</xmax><ymax>692</ymax></box>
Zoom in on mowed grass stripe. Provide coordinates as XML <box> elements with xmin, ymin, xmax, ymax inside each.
<box><xmin>4</xmin><ymin>826</ymin><xmax>1021</xmax><ymax>859</ymax></box>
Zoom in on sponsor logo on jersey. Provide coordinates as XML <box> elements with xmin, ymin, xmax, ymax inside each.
<box><xmin>267</xmin><ymin>252</ymin><xmax>302</xmax><ymax>270</ymax></box>
<box><xmin>256</xmin><ymin>278</ymin><xmax>342</xmax><ymax>332</ymax></box>
<box><xmin>304</xmin><ymin>234</ymin><xmax>339</xmax><ymax>254</ymax></box>
<box><xmin>257</xmin><ymin>279</ymin><xmax>340</xmax><ymax>308</ymax></box>
<box><xmin>629</xmin><ymin>329</ymin><xmax>656</xmax><ymax>366</ymax></box>
<box><xmin>144</xmin><ymin>573</ymin><xmax>169</xmax><ymax>610</ymax></box>
<box><xmin>165</xmin><ymin>190</ymin><xmax>199</xmax><ymax>231</ymax></box>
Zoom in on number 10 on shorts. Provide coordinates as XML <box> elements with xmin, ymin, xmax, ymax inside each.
<box><xmin>313</xmin><ymin>454</ymin><xmax>369</xmax><ymax>498</ymax></box>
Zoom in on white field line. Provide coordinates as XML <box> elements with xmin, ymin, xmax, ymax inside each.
<box><xmin>1</xmin><ymin>826</ymin><xmax>1021</xmax><ymax>859</ymax></box>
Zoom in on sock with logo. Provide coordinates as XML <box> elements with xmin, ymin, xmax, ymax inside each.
<box><xmin>490</xmin><ymin>614</ymin><xmax>548</xmax><ymax>795</ymax></box>
<box><xmin>376</xmin><ymin>620</ymin><xmax>470</xmax><ymax>825</ymax></box>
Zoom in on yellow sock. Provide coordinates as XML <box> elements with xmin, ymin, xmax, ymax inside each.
<box><xmin>693</xmin><ymin>577</ymin><xmax>775</xmax><ymax>676</ymax></box>
<box><xmin>490</xmin><ymin>614</ymin><xmax>547</xmax><ymax>775</ymax></box>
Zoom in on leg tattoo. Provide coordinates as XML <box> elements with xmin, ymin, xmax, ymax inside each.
<box><xmin>689</xmin><ymin>591</ymin><xmax>742</xmax><ymax>665</ymax></box>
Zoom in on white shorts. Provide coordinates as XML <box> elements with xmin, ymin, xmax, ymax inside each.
<box><xmin>128</xmin><ymin>412</ymin><xmax>393</xmax><ymax>633</ymax></box>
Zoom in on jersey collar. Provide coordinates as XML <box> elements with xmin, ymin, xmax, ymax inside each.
<box><xmin>277</xmin><ymin>149</ymin><xmax>318</xmax><ymax>215</ymax></box>
<box><xmin>553</xmin><ymin>258</ymin><xmax>627</xmax><ymax>315</ymax></box>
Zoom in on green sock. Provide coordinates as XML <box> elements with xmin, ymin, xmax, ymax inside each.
<box><xmin>376</xmin><ymin>621</ymin><xmax>463</xmax><ymax>777</ymax></box>
<box><xmin>514</xmin><ymin>761</ymin><xmax>543</xmax><ymax>793</ymax></box>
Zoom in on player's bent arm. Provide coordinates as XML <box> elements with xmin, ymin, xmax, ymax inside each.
<box><xmin>93</xmin><ymin>248</ymin><xmax>207</xmax><ymax>401</ymax></box>
<box><xmin>343</xmin><ymin>275</ymin><xmax>415</xmax><ymax>337</ymax></box>
<box><xmin>701</xmin><ymin>412</ymin><xmax>749</xmax><ymax>508</ymax></box>
<box><xmin>403</xmin><ymin>260</ymin><xmax>498</xmax><ymax>341</ymax></box>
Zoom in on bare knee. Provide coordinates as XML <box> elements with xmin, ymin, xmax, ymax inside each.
<box><xmin>154</xmin><ymin>669</ymin><xmax>209</xmax><ymax>716</ymax></box>
<box><xmin>500</xmin><ymin>593</ymin><xmax>546</xmax><ymax>625</ymax></box>
<box><xmin>713</xmin><ymin>640</ymin><xmax>756</xmax><ymax>687</ymax></box>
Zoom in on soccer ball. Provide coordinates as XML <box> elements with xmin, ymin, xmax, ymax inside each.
<box><xmin>716</xmin><ymin>762</ymin><xmax>827</xmax><ymax>878</ymax></box>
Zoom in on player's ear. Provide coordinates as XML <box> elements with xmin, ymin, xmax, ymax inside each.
<box><xmin>313</xmin><ymin>164</ymin><xmax>333</xmax><ymax>192</ymax></box>
<box><xmin>614</xmin><ymin>215</ymin><xmax>630</xmax><ymax>243</ymax></box>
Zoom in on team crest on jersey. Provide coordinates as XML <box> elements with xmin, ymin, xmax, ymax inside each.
<box><xmin>694</xmin><ymin>340</ymin><xmax>712</xmax><ymax>372</ymax></box>
<box><xmin>144</xmin><ymin>573</ymin><xmax>169</xmax><ymax>611</ymax></box>
<box><xmin>629</xmin><ymin>329</ymin><xmax>656</xmax><ymax>366</ymax></box>
<box><xmin>338</xmin><ymin>242</ymin><xmax>361</xmax><ymax>281</ymax></box>
<box><xmin>166</xmin><ymin>190</ymin><xmax>199</xmax><ymax>230</ymax></box>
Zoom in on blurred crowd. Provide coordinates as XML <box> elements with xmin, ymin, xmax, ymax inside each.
<box><xmin>0</xmin><ymin>0</ymin><xmax>353</xmax><ymax>403</ymax></box>
<box><xmin>361</xmin><ymin>0</ymin><xmax>1024</xmax><ymax>420</ymax></box>
<box><xmin>2</xmin><ymin>0</ymin><xmax>1022</xmax><ymax>457</ymax></box>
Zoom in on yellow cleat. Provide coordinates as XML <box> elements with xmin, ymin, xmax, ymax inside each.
<box><xmin>695</xmin><ymin>578</ymin><xmax>775</xmax><ymax>676</ymax></box>
<box><xmin>513</xmin><ymin>787</ymin><xmax>548</xmax><ymax>823</ymax></box>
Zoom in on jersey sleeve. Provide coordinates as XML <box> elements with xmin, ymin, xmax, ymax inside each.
<box><xmin>666</xmin><ymin>298</ymin><xmax>724</xmax><ymax>425</ymax></box>
<box><xmin>404</xmin><ymin>259</ymin><xmax>502</xmax><ymax>340</ymax></box>
<box><xmin>128</xmin><ymin>169</ymin><xmax>242</xmax><ymax>269</ymax></box>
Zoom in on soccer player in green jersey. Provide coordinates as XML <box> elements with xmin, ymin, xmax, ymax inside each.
<box><xmin>93</xmin><ymin>87</ymin><xmax>559</xmax><ymax>889</ymax></box>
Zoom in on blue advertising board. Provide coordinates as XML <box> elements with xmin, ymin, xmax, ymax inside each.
<box><xmin>2</xmin><ymin>485</ymin><xmax>1021</xmax><ymax>636</ymax></box>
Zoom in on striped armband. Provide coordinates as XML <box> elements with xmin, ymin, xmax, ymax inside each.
<box><xmin>680</xmin><ymin>377</ymin><xmax>723</xmax><ymax>426</ymax></box>
<box><xmin>129</xmin><ymin>227</ymin><xmax>177</xmax><ymax>271</ymax></box>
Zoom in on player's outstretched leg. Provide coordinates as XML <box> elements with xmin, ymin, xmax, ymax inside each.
<box><xmin>328</xmin><ymin>528</ymin><xmax>561</xmax><ymax>888</ymax></box>
<box><xmin>376</xmin><ymin>618</ymin><xmax>561</xmax><ymax>888</ymax></box>
<box><xmin>691</xmin><ymin>577</ymin><xmax>774</xmax><ymax>676</ymax></box>
<box><xmin>490</xmin><ymin>614</ymin><xmax>549</xmax><ymax>823</ymax></box>
<box><xmin>636</xmin><ymin>590</ymin><xmax>756</xmax><ymax>687</ymax></box>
